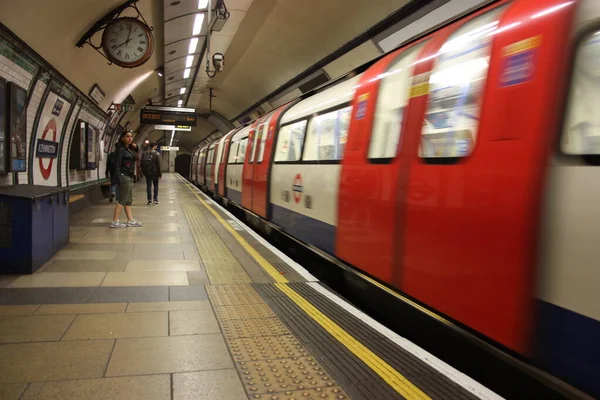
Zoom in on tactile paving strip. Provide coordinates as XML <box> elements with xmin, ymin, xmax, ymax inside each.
<box><xmin>179</xmin><ymin>190</ymin><xmax>252</xmax><ymax>284</ymax></box>
<box><xmin>239</xmin><ymin>357</ymin><xmax>341</xmax><ymax>396</ymax></box>
<box><xmin>206</xmin><ymin>284</ymin><xmax>265</xmax><ymax>306</ymax></box>
<box><xmin>248</xmin><ymin>387</ymin><xmax>349</xmax><ymax>400</ymax></box>
<box><xmin>229</xmin><ymin>335</ymin><xmax>310</xmax><ymax>362</ymax></box>
<box><xmin>207</xmin><ymin>283</ymin><xmax>349</xmax><ymax>399</ymax></box>
<box><xmin>214</xmin><ymin>303</ymin><xmax>277</xmax><ymax>320</ymax></box>
<box><xmin>221</xmin><ymin>318</ymin><xmax>292</xmax><ymax>339</ymax></box>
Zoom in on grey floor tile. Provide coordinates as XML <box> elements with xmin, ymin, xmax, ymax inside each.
<box><xmin>0</xmin><ymin>340</ymin><xmax>114</xmax><ymax>383</ymax></box>
<box><xmin>62</xmin><ymin>243</ymin><xmax>136</xmax><ymax>251</ymax></box>
<box><xmin>105</xmin><ymin>334</ymin><xmax>233</xmax><ymax>377</ymax></box>
<box><xmin>88</xmin><ymin>286</ymin><xmax>169</xmax><ymax>303</ymax></box>
<box><xmin>0</xmin><ymin>287</ymin><xmax>95</xmax><ymax>305</ymax></box>
<box><xmin>114</xmin><ymin>250</ymin><xmax>185</xmax><ymax>261</ymax></box>
<box><xmin>62</xmin><ymin>312</ymin><xmax>168</xmax><ymax>340</ymax></box>
<box><xmin>169</xmin><ymin>310</ymin><xmax>220</xmax><ymax>336</ymax></box>
<box><xmin>21</xmin><ymin>375</ymin><xmax>171</xmax><ymax>400</ymax></box>
<box><xmin>169</xmin><ymin>286</ymin><xmax>208</xmax><ymax>301</ymax></box>
<box><xmin>186</xmin><ymin>271</ymin><xmax>210</xmax><ymax>286</ymax></box>
<box><xmin>0</xmin><ymin>383</ymin><xmax>27</xmax><ymax>400</ymax></box>
<box><xmin>0</xmin><ymin>314</ymin><xmax>75</xmax><ymax>343</ymax></box>
<box><xmin>43</xmin><ymin>260</ymin><xmax>128</xmax><ymax>273</ymax></box>
<box><xmin>173</xmin><ymin>370</ymin><xmax>246</xmax><ymax>400</ymax></box>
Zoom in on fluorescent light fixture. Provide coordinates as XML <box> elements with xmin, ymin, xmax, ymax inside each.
<box><xmin>178</xmin><ymin>99</ymin><xmax>183</xmax><ymax>106</ymax></box>
<box><xmin>186</xmin><ymin>55</ymin><xmax>194</xmax><ymax>68</ymax></box>
<box><xmin>188</xmin><ymin>38</ymin><xmax>198</xmax><ymax>54</ymax></box>
<box><xmin>170</xmin><ymin>130</ymin><xmax>175</xmax><ymax>146</ymax></box>
<box><xmin>180</xmin><ymin>87</ymin><xmax>186</xmax><ymax>94</ymax></box>
<box><xmin>183</xmin><ymin>68</ymin><xmax>191</xmax><ymax>79</ymax></box>
<box><xmin>192</xmin><ymin>13</ymin><xmax>205</xmax><ymax>35</ymax></box>
<box><xmin>198</xmin><ymin>0</ymin><xmax>208</xmax><ymax>9</ymax></box>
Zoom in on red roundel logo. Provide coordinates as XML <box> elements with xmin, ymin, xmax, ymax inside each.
<box><xmin>292</xmin><ymin>173</ymin><xmax>303</xmax><ymax>204</ymax></box>
<box><xmin>39</xmin><ymin>118</ymin><xmax>57</xmax><ymax>180</ymax></box>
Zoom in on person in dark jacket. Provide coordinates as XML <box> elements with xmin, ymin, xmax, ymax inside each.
<box><xmin>141</xmin><ymin>142</ymin><xmax>162</xmax><ymax>204</ymax></box>
<box><xmin>111</xmin><ymin>131</ymin><xmax>142</xmax><ymax>228</ymax></box>
<box><xmin>105</xmin><ymin>144</ymin><xmax>119</xmax><ymax>203</ymax></box>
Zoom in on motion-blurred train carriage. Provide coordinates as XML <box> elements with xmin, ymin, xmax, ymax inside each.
<box><xmin>189</xmin><ymin>0</ymin><xmax>600</xmax><ymax>396</ymax></box>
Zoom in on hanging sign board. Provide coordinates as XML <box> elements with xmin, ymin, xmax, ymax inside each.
<box><xmin>110</xmin><ymin>103</ymin><xmax>135</xmax><ymax>112</ymax></box>
<box><xmin>160</xmin><ymin>146</ymin><xmax>179</xmax><ymax>151</ymax></box>
<box><xmin>140</xmin><ymin>108</ymin><xmax>197</xmax><ymax>126</ymax></box>
<box><xmin>154</xmin><ymin>124</ymin><xmax>191</xmax><ymax>131</ymax></box>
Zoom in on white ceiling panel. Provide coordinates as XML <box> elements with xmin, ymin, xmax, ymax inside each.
<box><xmin>164</xmin><ymin>0</ymin><xmax>209</xmax><ymax>21</ymax></box>
<box><xmin>164</xmin><ymin>12</ymin><xmax>208</xmax><ymax>45</ymax></box>
<box><xmin>165</xmin><ymin>54</ymin><xmax>199</xmax><ymax>74</ymax></box>
<box><xmin>165</xmin><ymin>37</ymin><xmax>204</xmax><ymax>62</ymax></box>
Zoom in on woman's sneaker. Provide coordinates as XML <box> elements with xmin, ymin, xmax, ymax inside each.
<box><xmin>154</xmin><ymin>199</ymin><xmax>159</xmax><ymax>204</ymax></box>
<box><xmin>110</xmin><ymin>220</ymin><xmax>126</xmax><ymax>228</ymax></box>
<box><xmin>127</xmin><ymin>220</ymin><xmax>143</xmax><ymax>227</ymax></box>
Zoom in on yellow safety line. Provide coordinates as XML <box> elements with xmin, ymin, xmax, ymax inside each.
<box><xmin>182</xmin><ymin>182</ymin><xmax>288</xmax><ymax>283</ymax></box>
<box><xmin>276</xmin><ymin>283</ymin><xmax>432</xmax><ymax>400</ymax></box>
<box><xmin>179</xmin><ymin>176</ymin><xmax>430</xmax><ymax>399</ymax></box>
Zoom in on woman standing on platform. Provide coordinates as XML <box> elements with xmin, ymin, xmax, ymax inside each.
<box><xmin>110</xmin><ymin>130</ymin><xmax>143</xmax><ymax>228</ymax></box>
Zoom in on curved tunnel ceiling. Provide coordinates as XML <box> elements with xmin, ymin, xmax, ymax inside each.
<box><xmin>0</xmin><ymin>0</ymin><xmax>410</xmax><ymax>151</ymax></box>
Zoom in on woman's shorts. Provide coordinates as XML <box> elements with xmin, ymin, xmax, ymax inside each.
<box><xmin>117</xmin><ymin>175</ymin><xmax>133</xmax><ymax>206</ymax></box>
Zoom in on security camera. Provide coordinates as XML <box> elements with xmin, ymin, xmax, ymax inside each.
<box><xmin>212</xmin><ymin>53</ymin><xmax>225</xmax><ymax>72</ymax></box>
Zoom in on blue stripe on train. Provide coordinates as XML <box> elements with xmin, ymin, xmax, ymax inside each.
<box><xmin>270</xmin><ymin>203</ymin><xmax>335</xmax><ymax>254</ymax></box>
<box><xmin>534</xmin><ymin>300</ymin><xmax>600</xmax><ymax>398</ymax></box>
<box><xmin>227</xmin><ymin>188</ymin><xmax>242</xmax><ymax>205</ymax></box>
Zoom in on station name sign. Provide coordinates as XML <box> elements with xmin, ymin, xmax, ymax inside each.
<box><xmin>140</xmin><ymin>106</ymin><xmax>197</xmax><ymax>127</ymax></box>
<box><xmin>35</xmin><ymin>139</ymin><xmax>59</xmax><ymax>158</ymax></box>
<box><xmin>160</xmin><ymin>146</ymin><xmax>179</xmax><ymax>151</ymax></box>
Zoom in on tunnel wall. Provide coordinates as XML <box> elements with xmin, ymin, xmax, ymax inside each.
<box><xmin>0</xmin><ymin>24</ymin><xmax>110</xmax><ymax>211</ymax></box>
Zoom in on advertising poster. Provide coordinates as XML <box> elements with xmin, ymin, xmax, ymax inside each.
<box><xmin>32</xmin><ymin>91</ymin><xmax>72</xmax><ymax>185</ymax></box>
<box><xmin>79</xmin><ymin>121</ymin><xmax>86</xmax><ymax>170</ymax></box>
<box><xmin>0</xmin><ymin>78</ymin><xmax>6</xmax><ymax>174</ymax></box>
<box><xmin>9</xmin><ymin>82</ymin><xmax>27</xmax><ymax>172</ymax></box>
<box><xmin>86</xmin><ymin>124</ymin><xmax>97</xmax><ymax>170</ymax></box>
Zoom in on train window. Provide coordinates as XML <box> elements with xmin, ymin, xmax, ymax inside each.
<box><xmin>561</xmin><ymin>31</ymin><xmax>600</xmax><ymax>155</ymax></box>
<box><xmin>369</xmin><ymin>42</ymin><xmax>426</xmax><ymax>161</ymax></box>
<box><xmin>228</xmin><ymin>141</ymin><xmax>239</xmax><ymax>163</ymax></box>
<box><xmin>207</xmin><ymin>149</ymin><xmax>214</xmax><ymax>164</ymax></box>
<box><xmin>274</xmin><ymin>120</ymin><xmax>308</xmax><ymax>162</ymax></box>
<box><xmin>256</xmin><ymin>123</ymin><xmax>268</xmax><ymax>163</ymax></box>
<box><xmin>250</xmin><ymin>123</ymin><xmax>265</xmax><ymax>163</ymax></box>
<box><xmin>238</xmin><ymin>137</ymin><xmax>248</xmax><ymax>163</ymax></box>
<box><xmin>419</xmin><ymin>6</ymin><xmax>506</xmax><ymax>160</ymax></box>
<box><xmin>303</xmin><ymin>106</ymin><xmax>352</xmax><ymax>161</ymax></box>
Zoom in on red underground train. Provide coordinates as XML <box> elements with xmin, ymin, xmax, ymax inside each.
<box><xmin>190</xmin><ymin>0</ymin><xmax>600</xmax><ymax>396</ymax></box>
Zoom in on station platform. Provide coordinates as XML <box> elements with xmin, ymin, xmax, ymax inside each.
<box><xmin>0</xmin><ymin>174</ymin><xmax>501</xmax><ymax>400</ymax></box>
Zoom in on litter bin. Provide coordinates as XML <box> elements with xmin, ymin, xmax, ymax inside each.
<box><xmin>53</xmin><ymin>187</ymin><xmax>70</xmax><ymax>253</ymax></box>
<box><xmin>0</xmin><ymin>185</ymin><xmax>58</xmax><ymax>274</ymax></box>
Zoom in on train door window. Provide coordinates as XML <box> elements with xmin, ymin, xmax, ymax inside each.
<box><xmin>249</xmin><ymin>126</ymin><xmax>260</xmax><ymax>163</ymax></box>
<box><xmin>368</xmin><ymin>42</ymin><xmax>426</xmax><ymax>161</ymax></box>
<box><xmin>419</xmin><ymin>6</ymin><xmax>506</xmax><ymax>160</ymax></box>
<box><xmin>256</xmin><ymin>123</ymin><xmax>268</xmax><ymax>162</ymax></box>
<box><xmin>303</xmin><ymin>106</ymin><xmax>353</xmax><ymax>161</ymax></box>
<box><xmin>238</xmin><ymin>137</ymin><xmax>248</xmax><ymax>163</ymax></box>
<box><xmin>274</xmin><ymin>120</ymin><xmax>308</xmax><ymax>162</ymax></box>
<box><xmin>561</xmin><ymin>31</ymin><xmax>600</xmax><ymax>156</ymax></box>
<box><xmin>228</xmin><ymin>141</ymin><xmax>239</xmax><ymax>163</ymax></box>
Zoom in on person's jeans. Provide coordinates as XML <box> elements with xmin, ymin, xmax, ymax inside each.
<box><xmin>146</xmin><ymin>176</ymin><xmax>159</xmax><ymax>202</ymax></box>
<box><xmin>110</xmin><ymin>184</ymin><xmax>118</xmax><ymax>197</ymax></box>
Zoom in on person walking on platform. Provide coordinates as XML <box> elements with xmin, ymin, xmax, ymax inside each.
<box><xmin>110</xmin><ymin>131</ymin><xmax>142</xmax><ymax>228</ymax></box>
<box><xmin>105</xmin><ymin>144</ymin><xmax>119</xmax><ymax>203</ymax></box>
<box><xmin>141</xmin><ymin>142</ymin><xmax>162</xmax><ymax>205</ymax></box>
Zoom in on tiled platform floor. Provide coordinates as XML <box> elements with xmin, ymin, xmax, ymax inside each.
<box><xmin>0</xmin><ymin>175</ymin><xmax>246</xmax><ymax>400</ymax></box>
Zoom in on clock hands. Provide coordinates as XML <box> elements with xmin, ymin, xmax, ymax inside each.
<box><xmin>114</xmin><ymin>27</ymin><xmax>133</xmax><ymax>51</ymax></box>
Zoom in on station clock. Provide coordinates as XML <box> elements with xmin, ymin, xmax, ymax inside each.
<box><xmin>101</xmin><ymin>17</ymin><xmax>154</xmax><ymax>68</ymax></box>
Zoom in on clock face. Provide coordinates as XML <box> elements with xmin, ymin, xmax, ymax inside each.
<box><xmin>102</xmin><ymin>17</ymin><xmax>154</xmax><ymax>68</ymax></box>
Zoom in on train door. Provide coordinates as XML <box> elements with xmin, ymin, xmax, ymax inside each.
<box><xmin>537</xmin><ymin>1</ymin><xmax>600</xmax><ymax>396</ymax></box>
<box><xmin>218</xmin><ymin>130</ymin><xmax>237</xmax><ymax>197</ymax></box>
<box><xmin>226</xmin><ymin>126</ymin><xmax>251</xmax><ymax>204</ymax></box>
<box><xmin>205</xmin><ymin>143</ymin><xmax>216</xmax><ymax>192</ymax></box>
<box><xmin>242</xmin><ymin>117</ymin><xmax>267</xmax><ymax>210</ymax></box>
<box><xmin>197</xmin><ymin>147</ymin><xmax>207</xmax><ymax>187</ymax></box>
<box><xmin>401</xmin><ymin>0</ymin><xmax>574</xmax><ymax>354</ymax></box>
<box><xmin>190</xmin><ymin>149</ymin><xmax>198</xmax><ymax>183</ymax></box>
<box><xmin>213</xmin><ymin>137</ymin><xmax>226</xmax><ymax>195</ymax></box>
<box><xmin>251</xmin><ymin>106</ymin><xmax>291</xmax><ymax>218</ymax></box>
<box><xmin>336</xmin><ymin>40</ymin><xmax>430</xmax><ymax>284</ymax></box>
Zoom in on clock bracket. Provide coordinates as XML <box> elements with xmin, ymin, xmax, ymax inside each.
<box><xmin>75</xmin><ymin>0</ymin><xmax>154</xmax><ymax>67</ymax></box>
